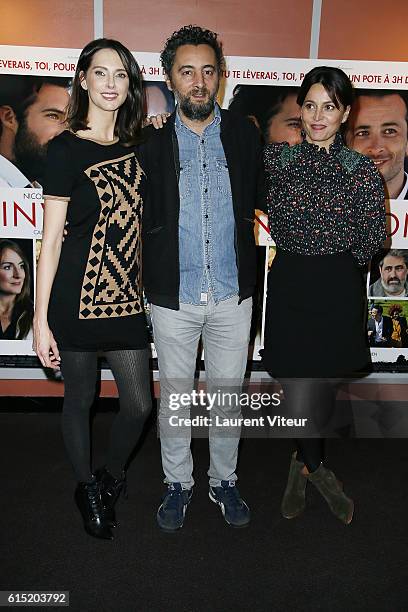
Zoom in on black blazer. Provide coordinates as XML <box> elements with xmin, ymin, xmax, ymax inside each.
<box><xmin>139</xmin><ymin>109</ymin><xmax>265</xmax><ymax>310</ymax></box>
<box><xmin>367</xmin><ymin>315</ymin><xmax>393</xmax><ymax>346</ymax></box>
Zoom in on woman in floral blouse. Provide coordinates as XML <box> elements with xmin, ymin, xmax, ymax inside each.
<box><xmin>262</xmin><ymin>66</ymin><xmax>386</xmax><ymax>524</ymax></box>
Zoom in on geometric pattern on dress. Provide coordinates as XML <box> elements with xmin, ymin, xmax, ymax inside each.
<box><xmin>79</xmin><ymin>152</ymin><xmax>144</xmax><ymax>319</ymax></box>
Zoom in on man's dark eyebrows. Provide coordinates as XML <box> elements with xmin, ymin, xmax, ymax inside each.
<box><xmin>353</xmin><ymin>123</ymin><xmax>370</xmax><ymax>130</ymax></box>
<box><xmin>284</xmin><ymin>116</ymin><xmax>301</xmax><ymax>123</ymax></box>
<box><xmin>40</xmin><ymin>107</ymin><xmax>66</xmax><ymax>114</ymax></box>
<box><xmin>354</xmin><ymin>121</ymin><xmax>401</xmax><ymax>130</ymax></box>
<box><xmin>178</xmin><ymin>64</ymin><xmax>216</xmax><ymax>70</ymax></box>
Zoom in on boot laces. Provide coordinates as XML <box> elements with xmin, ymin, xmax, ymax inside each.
<box><xmin>87</xmin><ymin>481</ymin><xmax>103</xmax><ymax>512</ymax></box>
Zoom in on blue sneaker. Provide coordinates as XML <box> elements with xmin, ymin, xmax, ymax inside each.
<box><xmin>209</xmin><ymin>481</ymin><xmax>250</xmax><ymax>527</ymax></box>
<box><xmin>157</xmin><ymin>483</ymin><xmax>193</xmax><ymax>531</ymax></box>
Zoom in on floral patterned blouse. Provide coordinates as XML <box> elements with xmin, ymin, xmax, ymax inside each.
<box><xmin>263</xmin><ymin>133</ymin><xmax>386</xmax><ymax>266</ymax></box>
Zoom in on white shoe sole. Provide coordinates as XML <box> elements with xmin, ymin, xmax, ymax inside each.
<box><xmin>208</xmin><ymin>489</ymin><xmax>250</xmax><ymax>528</ymax></box>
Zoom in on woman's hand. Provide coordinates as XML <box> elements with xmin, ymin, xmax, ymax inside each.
<box><xmin>34</xmin><ymin>197</ymin><xmax>67</xmax><ymax>369</ymax></box>
<box><xmin>33</xmin><ymin>319</ymin><xmax>61</xmax><ymax>370</ymax></box>
<box><xmin>143</xmin><ymin>112</ymin><xmax>170</xmax><ymax>129</ymax></box>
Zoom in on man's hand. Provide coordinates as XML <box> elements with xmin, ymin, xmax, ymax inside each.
<box><xmin>143</xmin><ymin>112</ymin><xmax>170</xmax><ymax>129</ymax></box>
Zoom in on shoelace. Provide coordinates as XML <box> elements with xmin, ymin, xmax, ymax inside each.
<box><xmin>106</xmin><ymin>476</ymin><xmax>128</xmax><ymax>501</ymax></box>
<box><xmin>87</xmin><ymin>483</ymin><xmax>103</xmax><ymax>512</ymax></box>
<box><xmin>164</xmin><ymin>488</ymin><xmax>185</xmax><ymax>511</ymax></box>
<box><xmin>220</xmin><ymin>486</ymin><xmax>243</xmax><ymax>507</ymax></box>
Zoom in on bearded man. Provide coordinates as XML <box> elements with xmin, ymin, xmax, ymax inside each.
<box><xmin>369</xmin><ymin>250</ymin><xmax>408</xmax><ymax>297</ymax></box>
<box><xmin>0</xmin><ymin>76</ymin><xmax>70</xmax><ymax>187</ymax></box>
<box><xmin>140</xmin><ymin>25</ymin><xmax>264</xmax><ymax>532</ymax></box>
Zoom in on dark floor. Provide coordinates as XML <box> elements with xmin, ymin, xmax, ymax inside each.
<box><xmin>1</xmin><ymin>398</ymin><xmax>407</xmax><ymax>612</ymax></box>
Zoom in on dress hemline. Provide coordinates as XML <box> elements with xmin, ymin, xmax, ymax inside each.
<box><xmin>58</xmin><ymin>343</ymin><xmax>148</xmax><ymax>352</ymax></box>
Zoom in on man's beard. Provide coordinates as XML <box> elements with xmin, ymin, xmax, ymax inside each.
<box><xmin>13</xmin><ymin>119</ymin><xmax>47</xmax><ymax>184</ymax></box>
<box><xmin>177</xmin><ymin>87</ymin><xmax>216</xmax><ymax>121</ymax></box>
<box><xmin>381</xmin><ymin>276</ymin><xmax>406</xmax><ymax>295</ymax></box>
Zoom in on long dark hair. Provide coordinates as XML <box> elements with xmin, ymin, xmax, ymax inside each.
<box><xmin>67</xmin><ymin>38</ymin><xmax>144</xmax><ymax>146</ymax></box>
<box><xmin>0</xmin><ymin>239</ymin><xmax>33</xmax><ymax>340</ymax></box>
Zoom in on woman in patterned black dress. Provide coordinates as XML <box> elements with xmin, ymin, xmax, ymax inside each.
<box><xmin>33</xmin><ymin>39</ymin><xmax>152</xmax><ymax>540</ymax></box>
<box><xmin>262</xmin><ymin>67</ymin><xmax>386</xmax><ymax>524</ymax></box>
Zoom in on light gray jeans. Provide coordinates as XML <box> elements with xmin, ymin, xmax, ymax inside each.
<box><xmin>151</xmin><ymin>294</ymin><xmax>252</xmax><ymax>488</ymax></box>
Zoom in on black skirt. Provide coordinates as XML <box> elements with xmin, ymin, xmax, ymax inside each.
<box><xmin>262</xmin><ymin>249</ymin><xmax>370</xmax><ymax>378</ymax></box>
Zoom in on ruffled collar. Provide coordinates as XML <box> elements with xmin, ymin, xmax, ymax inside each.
<box><xmin>278</xmin><ymin>131</ymin><xmax>359</xmax><ymax>171</ymax></box>
<box><xmin>300</xmin><ymin>131</ymin><xmax>344</xmax><ymax>156</ymax></box>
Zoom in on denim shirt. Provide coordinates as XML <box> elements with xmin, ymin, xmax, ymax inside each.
<box><xmin>175</xmin><ymin>104</ymin><xmax>238</xmax><ymax>305</ymax></box>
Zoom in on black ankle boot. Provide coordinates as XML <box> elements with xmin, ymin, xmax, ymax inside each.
<box><xmin>74</xmin><ymin>477</ymin><xmax>114</xmax><ymax>540</ymax></box>
<box><xmin>95</xmin><ymin>466</ymin><xmax>127</xmax><ymax>528</ymax></box>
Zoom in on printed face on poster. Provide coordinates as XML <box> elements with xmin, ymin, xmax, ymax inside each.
<box><xmin>0</xmin><ymin>46</ymin><xmax>407</xmax><ymax>368</ymax></box>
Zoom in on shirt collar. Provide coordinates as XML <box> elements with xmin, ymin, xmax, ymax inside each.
<box><xmin>175</xmin><ymin>102</ymin><xmax>221</xmax><ymax>133</ymax></box>
<box><xmin>300</xmin><ymin>131</ymin><xmax>344</xmax><ymax>156</ymax></box>
<box><xmin>396</xmin><ymin>172</ymin><xmax>408</xmax><ymax>200</ymax></box>
<box><xmin>0</xmin><ymin>154</ymin><xmax>30</xmax><ymax>188</ymax></box>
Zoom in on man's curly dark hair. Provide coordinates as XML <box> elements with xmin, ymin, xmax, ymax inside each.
<box><xmin>160</xmin><ymin>25</ymin><xmax>225</xmax><ymax>77</ymax></box>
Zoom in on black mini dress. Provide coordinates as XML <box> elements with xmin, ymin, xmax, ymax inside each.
<box><xmin>262</xmin><ymin>134</ymin><xmax>386</xmax><ymax>378</ymax></box>
<box><xmin>43</xmin><ymin>131</ymin><xmax>147</xmax><ymax>351</ymax></box>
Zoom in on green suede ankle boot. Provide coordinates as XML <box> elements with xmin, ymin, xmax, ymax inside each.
<box><xmin>307</xmin><ymin>464</ymin><xmax>354</xmax><ymax>525</ymax></box>
<box><xmin>281</xmin><ymin>452</ymin><xmax>307</xmax><ymax>519</ymax></box>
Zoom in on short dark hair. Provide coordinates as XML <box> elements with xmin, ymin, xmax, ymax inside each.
<box><xmin>15</xmin><ymin>77</ymin><xmax>71</xmax><ymax>124</ymax></box>
<box><xmin>160</xmin><ymin>25</ymin><xmax>224</xmax><ymax>77</ymax></box>
<box><xmin>0</xmin><ymin>75</ymin><xmax>70</xmax><ymax>115</ymax></box>
<box><xmin>0</xmin><ymin>75</ymin><xmax>71</xmax><ymax>137</ymax></box>
<box><xmin>353</xmin><ymin>88</ymin><xmax>408</xmax><ymax>126</ymax></box>
<box><xmin>372</xmin><ymin>304</ymin><xmax>383</xmax><ymax>315</ymax></box>
<box><xmin>67</xmin><ymin>38</ymin><xmax>144</xmax><ymax>146</ymax></box>
<box><xmin>229</xmin><ymin>85</ymin><xmax>299</xmax><ymax>141</ymax></box>
<box><xmin>297</xmin><ymin>66</ymin><xmax>353</xmax><ymax>110</ymax></box>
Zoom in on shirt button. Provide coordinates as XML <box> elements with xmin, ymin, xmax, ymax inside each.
<box><xmin>204</xmin><ymin>188</ymin><xmax>208</xmax><ymax>193</ymax></box>
<box><xmin>205</xmin><ymin>214</ymin><xmax>208</xmax><ymax>218</ymax></box>
<box><xmin>203</xmin><ymin>164</ymin><xmax>206</xmax><ymax>168</ymax></box>
<box><xmin>201</xmin><ymin>139</ymin><xmax>205</xmax><ymax>144</ymax></box>
<box><xmin>206</xmin><ymin>240</ymin><xmax>209</xmax><ymax>244</ymax></box>
<box><xmin>207</xmin><ymin>265</ymin><xmax>210</xmax><ymax>269</ymax></box>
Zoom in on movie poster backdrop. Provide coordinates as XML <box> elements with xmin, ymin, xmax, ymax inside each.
<box><xmin>1</xmin><ymin>46</ymin><xmax>408</xmax><ymax>367</ymax></box>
